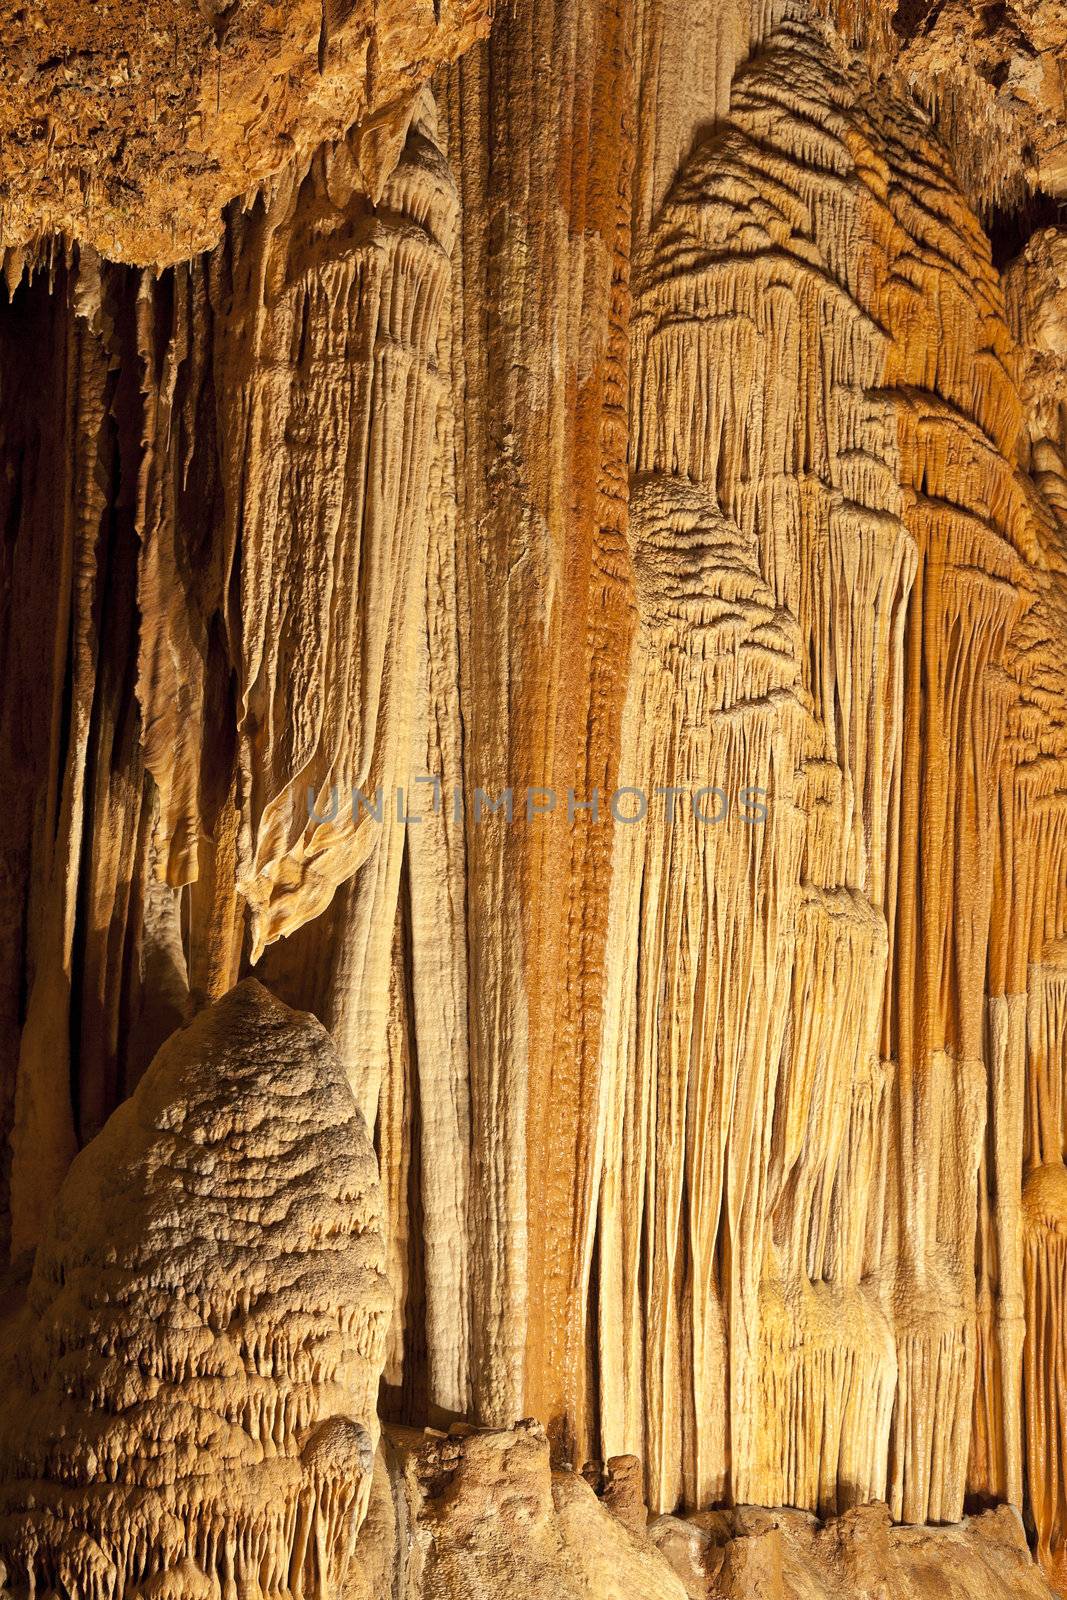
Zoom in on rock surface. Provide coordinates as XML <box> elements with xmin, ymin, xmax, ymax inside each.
<box><xmin>1</xmin><ymin>1</ymin><xmax>1067</xmax><ymax>1599</ymax></box>
<box><xmin>0</xmin><ymin>979</ymin><xmax>389</xmax><ymax>1599</ymax></box>
<box><xmin>0</xmin><ymin>0</ymin><xmax>488</xmax><ymax>264</ymax></box>
<box><xmin>661</xmin><ymin>1502</ymin><xmax>1059</xmax><ymax>1600</ymax></box>
<box><xmin>346</xmin><ymin>1422</ymin><xmax>1063</xmax><ymax>1600</ymax></box>
<box><xmin>358</xmin><ymin>1421</ymin><xmax>688</xmax><ymax>1600</ymax></box>
<box><xmin>883</xmin><ymin>0</ymin><xmax>1067</xmax><ymax>208</ymax></box>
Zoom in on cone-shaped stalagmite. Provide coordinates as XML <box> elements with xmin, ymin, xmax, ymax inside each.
<box><xmin>0</xmin><ymin>980</ymin><xmax>390</xmax><ymax>1599</ymax></box>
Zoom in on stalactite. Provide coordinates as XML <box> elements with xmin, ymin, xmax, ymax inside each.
<box><xmin>2</xmin><ymin>255</ymin><xmax>161</xmax><ymax>1260</ymax></box>
<box><xmin>1025</xmin><ymin>1165</ymin><xmax>1067</xmax><ymax>1593</ymax></box>
<box><xmin>604</xmin><ymin>11</ymin><xmax>911</xmax><ymax>1516</ymax></box>
<box><xmin>597</xmin><ymin>474</ymin><xmax>807</xmax><ymax>1512</ymax></box>
<box><xmin>204</xmin><ymin>93</ymin><xmax>456</xmax><ymax>966</ymax></box>
<box><xmin>1000</xmin><ymin>228</ymin><xmax>1067</xmax><ymax>1589</ymax></box>
<box><xmin>248</xmin><ymin>92</ymin><xmax>461</xmax><ymax>1162</ymax></box>
<box><xmin>0</xmin><ymin>0</ymin><xmax>489</xmax><ymax>266</ymax></box>
<box><xmin>0</xmin><ymin>94</ymin><xmax>462</xmax><ymax>1259</ymax></box>
<box><xmin>593</xmin><ymin>9</ymin><xmax>1050</xmax><ymax>1524</ymax></box>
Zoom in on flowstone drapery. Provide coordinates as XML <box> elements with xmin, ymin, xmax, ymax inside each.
<box><xmin>3</xmin><ymin>0</ymin><xmax>1067</xmax><ymax>1596</ymax></box>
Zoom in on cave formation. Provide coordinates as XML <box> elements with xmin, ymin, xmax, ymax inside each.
<box><xmin>1</xmin><ymin>0</ymin><xmax>1067</xmax><ymax>1596</ymax></box>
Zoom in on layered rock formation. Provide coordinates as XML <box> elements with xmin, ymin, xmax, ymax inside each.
<box><xmin>0</xmin><ymin>979</ymin><xmax>389</xmax><ymax>1597</ymax></box>
<box><xmin>2</xmin><ymin>0</ymin><xmax>1067</xmax><ymax>1596</ymax></box>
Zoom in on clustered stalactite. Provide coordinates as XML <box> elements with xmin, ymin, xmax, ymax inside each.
<box><xmin>2</xmin><ymin>0</ymin><xmax>1067</xmax><ymax>1596</ymax></box>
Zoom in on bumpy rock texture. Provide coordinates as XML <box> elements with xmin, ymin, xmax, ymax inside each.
<box><xmin>0</xmin><ymin>0</ymin><xmax>488</xmax><ymax>264</ymax></box>
<box><xmin>0</xmin><ymin>979</ymin><xmax>389</xmax><ymax>1598</ymax></box>
<box><xmin>351</xmin><ymin>1420</ymin><xmax>1058</xmax><ymax>1600</ymax></box>
<box><xmin>358</xmin><ymin>1421</ymin><xmax>689</xmax><ymax>1600</ymax></box>
<box><xmin>3</xmin><ymin>0</ymin><xmax>1067</xmax><ymax>1597</ymax></box>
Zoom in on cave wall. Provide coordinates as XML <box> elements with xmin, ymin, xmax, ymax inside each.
<box><xmin>3</xmin><ymin>0</ymin><xmax>1067</xmax><ymax>1594</ymax></box>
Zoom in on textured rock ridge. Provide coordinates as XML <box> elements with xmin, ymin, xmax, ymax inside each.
<box><xmin>0</xmin><ymin>978</ymin><xmax>389</xmax><ymax>1599</ymax></box>
<box><xmin>341</xmin><ymin>1420</ymin><xmax>1061</xmax><ymax>1600</ymax></box>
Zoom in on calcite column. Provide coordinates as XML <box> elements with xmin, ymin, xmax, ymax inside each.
<box><xmin>593</xmin><ymin>10</ymin><xmax>1044</xmax><ymax>1520</ymax></box>
<box><xmin>434</xmin><ymin>0</ymin><xmax>636</xmax><ymax>1446</ymax></box>
<box><xmin>201</xmin><ymin>98</ymin><xmax>457</xmax><ymax>983</ymax></box>
<box><xmin>3</xmin><ymin>96</ymin><xmax>462</xmax><ymax>1261</ymax></box>
<box><xmin>871</xmin><ymin>90</ymin><xmax>1030</xmax><ymax>1530</ymax></box>
<box><xmin>596</xmin><ymin>474</ymin><xmax>806</xmax><ymax>1512</ymax></box>
<box><xmin>599</xmin><ymin>14</ymin><xmax>917</xmax><ymax>1516</ymax></box>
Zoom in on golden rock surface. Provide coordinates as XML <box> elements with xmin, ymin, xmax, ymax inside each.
<box><xmin>1</xmin><ymin>1</ymin><xmax>1067</xmax><ymax>1596</ymax></box>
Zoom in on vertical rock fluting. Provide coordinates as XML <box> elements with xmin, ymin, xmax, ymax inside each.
<box><xmin>3</xmin><ymin>0</ymin><xmax>1067</xmax><ymax>1593</ymax></box>
<box><xmin>1003</xmin><ymin>229</ymin><xmax>1067</xmax><ymax>1588</ymax></box>
<box><xmin>632</xmin><ymin>19</ymin><xmax>914</xmax><ymax>1516</ymax></box>
<box><xmin>1</xmin><ymin>94</ymin><xmax>460</xmax><ymax>1254</ymax></box>
<box><xmin>429</xmin><ymin>0</ymin><xmax>637</xmax><ymax>1447</ymax></box>
<box><xmin>141</xmin><ymin>90</ymin><xmax>459</xmax><ymax>975</ymax></box>
<box><xmin>596</xmin><ymin>474</ymin><xmax>807</xmax><ymax>1512</ymax></box>
<box><xmin>1</xmin><ymin>255</ymin><xmax>167</xmax><ymax>1261</ymax></box>
<box><xmin>589</xmin><ymin>8</ymin><xmax>1065</xmax><ymax>1533</ymax></box>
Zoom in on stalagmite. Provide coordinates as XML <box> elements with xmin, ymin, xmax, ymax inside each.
<box><xmin>0</xmin><ymin>979</ymin><xmax>389</xmax><ymax>1599</ymax></box>
<box><xmin>2</xmin><ymin>0</ymin><xmax>1067</xmax><ymax>1596</ymax></box>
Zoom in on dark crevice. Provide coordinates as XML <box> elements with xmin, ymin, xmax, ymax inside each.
<box><xmin>892</xmin><ymin>0</ymin><xmax>946</xmax><ymax>42</ymax></box>
<box><xmin>987</xmin><ymin>188</ymin><xmax>1067</xmax><ymax>270</ymax></box>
